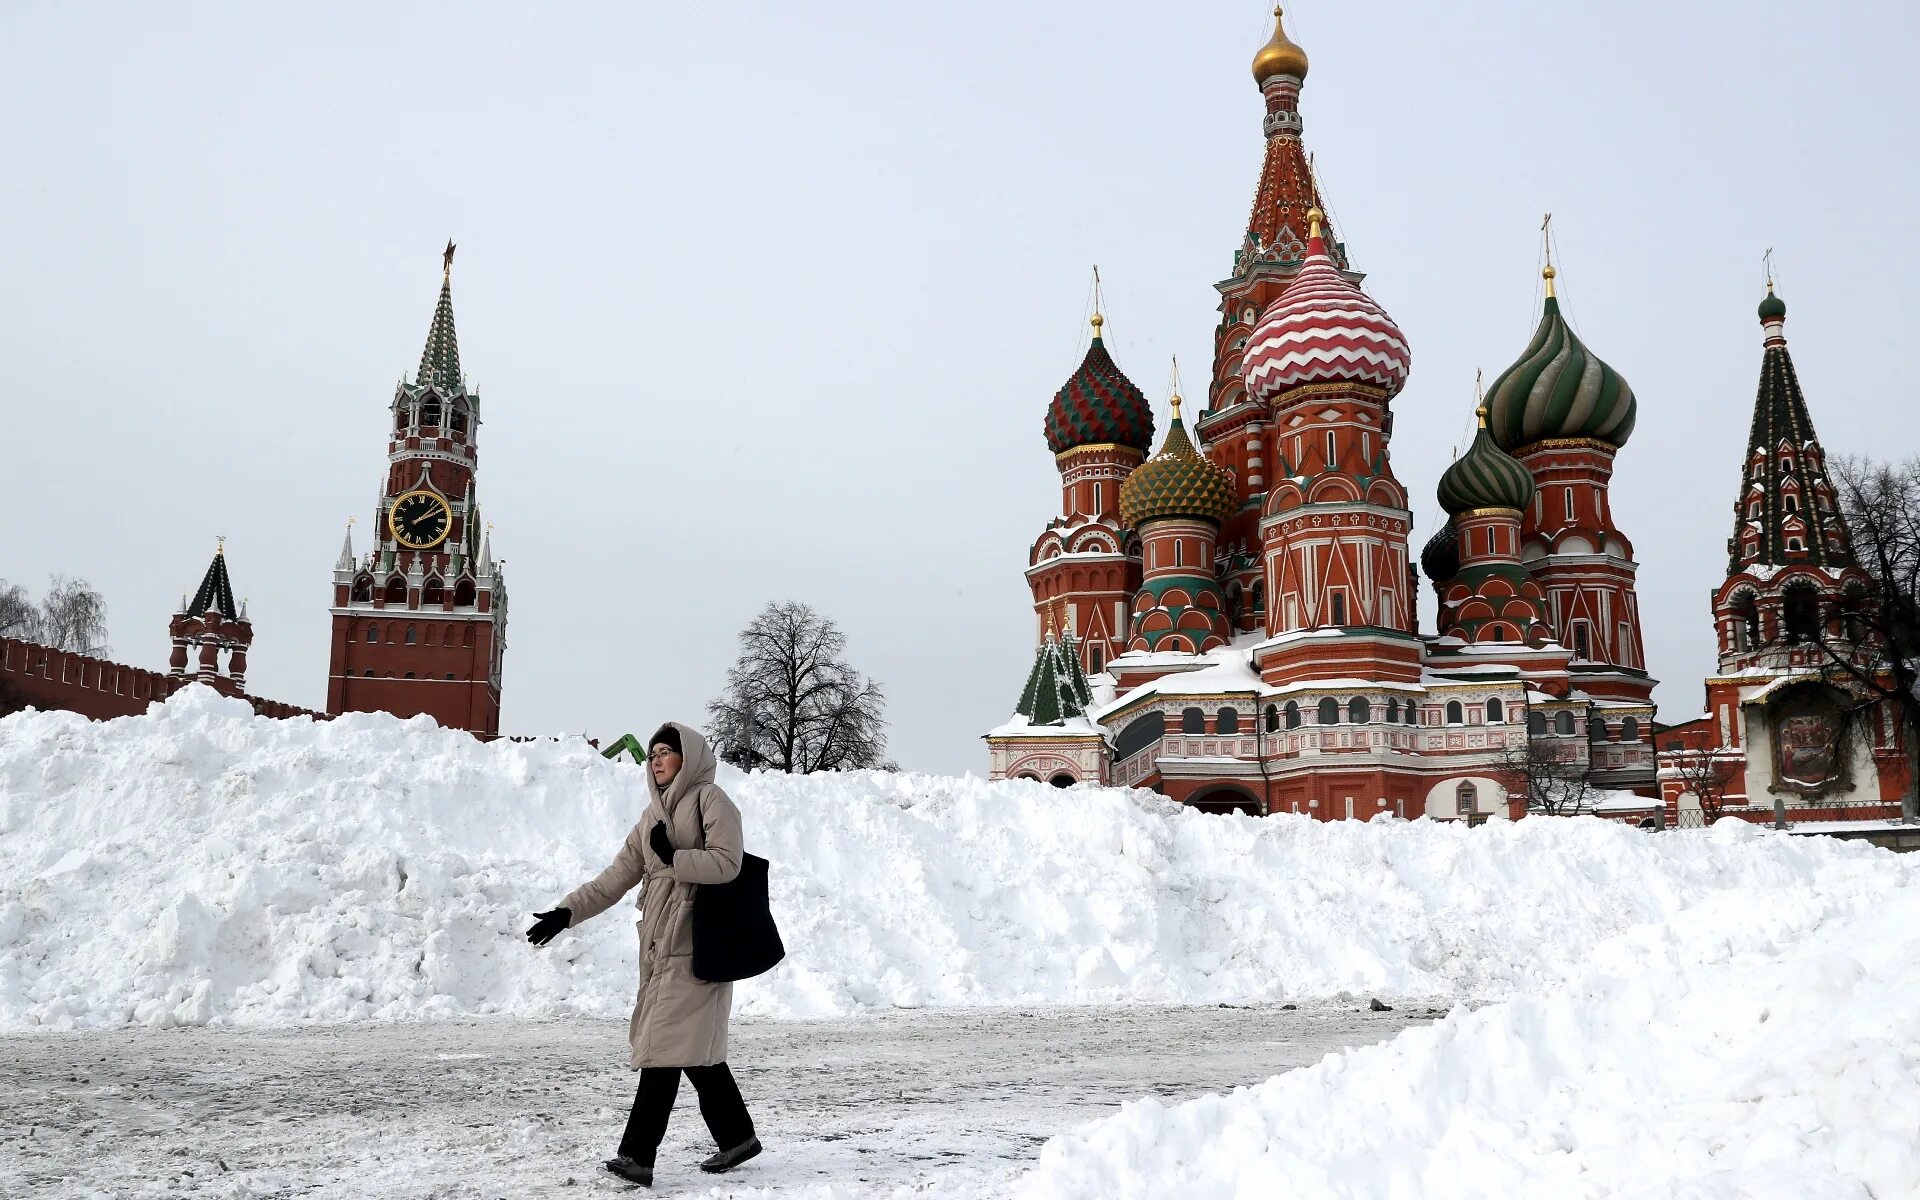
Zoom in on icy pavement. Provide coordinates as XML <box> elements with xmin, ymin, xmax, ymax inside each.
<box><xmin>0</xmin><ymin>1002</ymin><xmax>1426</xmax><ymax>1198</ymax></box>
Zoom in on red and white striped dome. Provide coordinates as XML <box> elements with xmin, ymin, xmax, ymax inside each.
<box><xmin>1242</xmin><ymin>220</ymin><xmax>1410</xmax><ymax>404</ymax></box>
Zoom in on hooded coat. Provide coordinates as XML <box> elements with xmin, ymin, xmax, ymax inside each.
<box><xmin>560</xmin><ymin>722</ymin><xmax>743</xmax><ymax>1068</ymax></box>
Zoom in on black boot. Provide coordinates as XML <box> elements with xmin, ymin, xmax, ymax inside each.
<box><xmin>603</xmin><ymin>1155</ymin><xmax>653</xmax><ymax>1187</ymax></box>
<box><xmin>700</xmin><ymin>1135</ymin><xmax>762</xmax><ymax>1174</ymax></box>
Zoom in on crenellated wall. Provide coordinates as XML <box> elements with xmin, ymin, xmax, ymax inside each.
<box><xmin>0</xmin><ymin>636</ymin><xmax>323</xmax><ymax>722</ymax></box>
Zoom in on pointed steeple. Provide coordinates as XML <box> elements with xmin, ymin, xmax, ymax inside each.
<box><xmin>187</xmin><ymin>540</ymin><xmax>239</xmax><ymax>619</ymax></box>
<box><xmin>1728</xmin><ymin>284</ymin><xmax>1853</xmax><ymax>573</ymax></box>
<box><xmin>335</xmin><ymin>519</ymin><xmax>356</xmax><ymax>571</ymax></box>
<box><xmin>1013</xmin><ymin>626</ymin><xmax>1090</xmax><ymax>727</ymax></box>
<box><xmin>416</xmin><ymin>241</ymin><xmax>464</xmax><ymax>395</ymax></box>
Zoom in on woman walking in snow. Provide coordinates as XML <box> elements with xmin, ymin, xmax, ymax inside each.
<box><xmin>525</xmin><ymin>722</ymin><xmax>762</xmax><ymax>1188</ymax></box>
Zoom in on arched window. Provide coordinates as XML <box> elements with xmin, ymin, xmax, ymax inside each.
<box><xmin>352</xmin><ymin>575</ymin><xmax>373</xmax><ymax>602</ymax></box>
<box><xmin>1049</xmin><ymin>773</ymin><xmax>1075</xmax><ymax>789</ymax></box>
<box><xmin>384</xmin><ymin>576</ymin><xmax>407</xmax><ymax>604</ymax></box>
<box><xmin>403</xmin><ymin>671</ymin><xmax>416</xmax><ymax>679</ymax></box>
<box><xmin>1842</xmin><ymin>588</ymin><xmax>1869</xmax><ymax>644</ymax></box>
<box><xmin>1528</xmin><ymin>711</ymin><xmax>1546</xmax><ymax>735</ymax></box>
<box><xmin>363</xmin><ymin>670</ymin><xmax>374</xmax><ymax>677</ymax></box>
<box><xmin>365</xmin><ymin>624</ymin><xmax>378</xmax><ymax>644</ymax></box>
<box><xmin>1384</xmin><ymin>698</ymin><xmax>1399</xmax><ymax>722</ymax></box>
<box><xmin>1445</xmin><ymin>700</ymin><xmax>1464</xmax><ymax>725</ymax></box>
<box><xmin>1589</xmin><ymin>716</ymin><xmax>1608</xmax><ymax>742</ymax></box>
<box><xmin>423</xmin><ymin>580</ymin><xmax>444</xmax><ymax>607</ymax></box>
<box><xmin>451</xmin><ymin>403</ymin><xmax>469</xmax><ymax>435</ymax></box>
<box><xmin>454</xmin><ymin>579</ymin><xmax>477</xmax><ymax>607</ymax></box>
<box><xmin>1348</xmin><ymin>697</ymin><xmax>1370</xmax><ymax>724</ymax></box>
<box><xmin>405</xmin><ymin>626</ymin><xmax>417</xmax><ymax>646</ymax></box>
<box><xmin>1284</xmin><ymin>701</ymin><xmax>1302</xmax><ymax>729</ymax></box>
<box><xmin>1486</xmin><ymin>697</ymin><xmax>1504</xmax><ymax>723</ymax></box>
<box><xmin>1456</xmin><ymin>780</ymin><xmax>1478</xmax><ymax>818</ymax></box>
<box><xmin>419</xmin><ymin>397</ymin><xmax>442</xmax><ymax>428</ymax></box>
<box><xmin>1116</xmin><ymin>712</ymin><xmax>1165</xmax><ymax>759</ymax></box>
<box><xmin>1783</xmin><ymin>584</ymin><xmax>1821</xmax><ymax>643</ymax></box>
<box><xmin>1181</xmin><ymin>707</ymin><xmax>1207</xmax><ymax>735</ymax></box>
<box><xmin>394</xmin><ymin>406</ymin><xmax>410</xmax><ymax>432</ymax></box>
<box><xmin>1405</xmin><ymin>703</ymin><xmax>1419</xmax><ymax>726</ymax></box>
<box><xmin>1732</xmin><ymin>593</ymin><xmax>1760</xmax><ymax>650</ymax></box>
<box><xmin>1620</xmin><ymin>717</ymin><xmax>1640</xmax><ymax>743</ymax></box>
<box><xmin>1554</xmin><ymin>710</ymin><xmax>1575</xmax><ymax>736</ymax></box>
<box><xmin>1317</xmin><ymin>697</ymin><xmax>1340</xmax><ymax>725</ymax></box>
<box><xmin>1216</xmin><ymin>707</ymin><xmax>1240</xmax><ymax>735</ymax></box>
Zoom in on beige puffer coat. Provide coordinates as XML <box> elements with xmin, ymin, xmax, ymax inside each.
<box><xmin>560</xmin><ymin>722</ymin><xmax>743</xmax><ymax>1069</ymax></box>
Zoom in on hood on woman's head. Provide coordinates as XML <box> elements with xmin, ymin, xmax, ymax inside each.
<box><xmin>649</xmin><ymin>724</ymin><xmax>682</xmax><ymax>756</ymax></box>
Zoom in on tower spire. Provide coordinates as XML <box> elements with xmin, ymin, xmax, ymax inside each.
<box><xmin>416</xmin><ymin>242</ymin><xmax>463</xmax><ymax>394</ymax></box>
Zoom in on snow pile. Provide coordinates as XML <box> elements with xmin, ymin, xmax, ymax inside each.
<box><xmin>1016</xmin><ymin>885</ymin><xmax>1920</xmax><ymax>1200</ymax></box>
<box><xmin>0</xmin><ymin>687</ymin><xmax>1911</xmax><ymax>1033</ymax></box>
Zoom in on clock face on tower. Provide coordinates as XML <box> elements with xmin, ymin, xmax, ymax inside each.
<box><xmin>389</xmin><ymin>490</ymin><xmax>452</xmax><ymax>550</ymax></box>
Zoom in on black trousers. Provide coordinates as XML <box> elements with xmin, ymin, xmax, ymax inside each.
<box><xmin>618</xmin><ymin>1063</ymin><xmax>755</xmax><ymax>1164</ymax></box>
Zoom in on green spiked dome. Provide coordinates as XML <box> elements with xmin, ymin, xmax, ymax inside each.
<box><xmin>1484</xmin><ymin>265</ymin><xmax>1636</xmax><ymax>452</ymax></box>
<box><xmin>1437</xmin><ymin>408</ymin><xmax>1537</xmax><ymax>514</ymax></box>
<box><xmin>1119</xmin><ymin>397</ymin><xmax>1237</xmax><ymax>529</ymax></box>
<box><xmin>1045</xmin><ymin>313</ymin><xmax>1155</xmax><ymax>455</ymax></box>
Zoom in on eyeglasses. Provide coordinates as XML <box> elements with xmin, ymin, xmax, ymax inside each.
<box><xmin>646</xmin><ymin>749</ymin><xmax>681</xmax><ymax>763</ymax></box>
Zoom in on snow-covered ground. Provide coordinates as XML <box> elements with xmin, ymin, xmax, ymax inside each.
<box><xmin>2</xmin><ymin>689</ymin><xmax>1917</xmax><ymax>1197</ymax></box>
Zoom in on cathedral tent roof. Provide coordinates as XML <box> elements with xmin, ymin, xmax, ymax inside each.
<box><xmin>187</xmin><ymin>545</ymin><xmax>239</xmax><ymax>620</ymax></box>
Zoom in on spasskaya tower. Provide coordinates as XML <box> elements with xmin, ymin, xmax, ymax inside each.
<box><xmin>325</xmin><ymin>244</ymin><xmax>508</xmax><ymax>735</ymax></box>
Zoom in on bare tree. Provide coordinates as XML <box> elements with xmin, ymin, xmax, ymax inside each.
<box><xmin>707</xmin><ymin>601</ymin><xmax>890</xmax><ymax>773</ymax></box>
<box><xmin>1497</xmin><ymin>735</ymin><xmax>1598</xmax><ymax>816</ymax></box>
<box><xmin>1668</xmin><ymin>750</ymin><xmax>1742</xmax><ymax>826</ymax></box>
<box><xmin>0</xmin><ymin>575</ymin><xmax>109</xmax><ymax>654</ymax></box>
<box><xmin>1821</xmin><ymin>456</ymin><xmax>1920</xmax><ymax>821</ymax></box>
<box><xmin>0</xmin><ymin>580</ymin><xmax>36</xmax><ymax>641</ymax></box>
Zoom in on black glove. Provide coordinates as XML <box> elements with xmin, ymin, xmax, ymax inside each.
<box><xmin>649</xmin><ymin>821</ymin><xmax>676</xmax><ymax>866</ymax></box>
<box><xmin>526</xmin><ymin>907</ymin><xmax>571</xmax><ymax>946</ymax></box>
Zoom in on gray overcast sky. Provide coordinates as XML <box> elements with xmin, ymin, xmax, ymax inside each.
<box><xmin>2</xmin><ymin>2</ymin><xmax>1916</xmax><ymax>774</ymax></box>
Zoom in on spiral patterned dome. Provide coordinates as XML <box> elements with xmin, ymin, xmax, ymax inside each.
<box><xmin>1483</xmin><ymin>267</ymin><xmax>1636</xmax><ymax>451</ymax></box>
<box><xmin>1420</xmin><ymin>522</ymin><xmax>1460</xmax><ymax>585</ymax></box>
<box><xmin>1242</xmin><ymin>212</ymin><xmax>1411</xmax><ymax>405</ymax></box>
<box><xmin>1045</xmin><ymin>316</ymin><xmax>1155</xmax><ymax>455</ymax></box>
<box><xmin>1437</xmin><ymin>415</ymin><xmax>1537</xmax><ymax>514</ymax></box>
<box><xmin>1119</xmin><ymin>405</ymin><xmax>1237</xmax><ymax>529</ymax></box>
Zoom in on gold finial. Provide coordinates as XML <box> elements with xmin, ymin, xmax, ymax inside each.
<box><xmin>1306</xmin><ymin>206</ymin><xmax>1324</xmax><ymax>240</ymax></box>
<box><xmin>1090</xmin><ymin>265</ymin><xmax>1106</xmax><ymax>339</ymax></box>
<box><xmin>1542</xmin><ymin>263</ymin><xmax>1557</xmax><ymax>298</ymax></box>
<box><xmin>1475</xmin><ymin>405</ymin><xmax>1489</xmax><ymax>428</ymax></box>
<box><xmin>442</xmin><ymin>239</ymin><xmax>457</xmax><ymax>279</ymax></box>
<box><xmin>216</xmin><ymin>535</ymin><xmax>226</xmax><ymax>557</ymax></box>
<box><xmin>1044</xmin><ymin>605</ymin><xmax>1055</xmax><ymax>640</ymax></box>
<box><xmin>1252</xmin><ymin>4</ymin><xmax>1309</xmax><ymax>84</ymax></box>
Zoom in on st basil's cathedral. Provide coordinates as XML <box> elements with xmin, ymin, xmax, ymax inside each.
<box><xmin>985</xmin><ymin>9</ymin><xmax>1911</xmax><ymax>823</ymax></box>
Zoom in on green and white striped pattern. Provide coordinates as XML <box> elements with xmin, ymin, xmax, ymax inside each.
<box><xmin>1436</xmin><ymin>425</ymin><xmax>1536</xmax><ymax>514</ymax></box>
<box><xmin>1484</xmin><ymin>296</ymin><xmax>1635</xmax><ymax>451</ymax></box>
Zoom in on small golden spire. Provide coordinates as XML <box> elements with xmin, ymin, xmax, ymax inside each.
<box><xmin>1307</xmin><ymin>206</ymin><xmax>1324</xmax><ymax>240</ymax></box>
<box><xmin>1542</xmin><ymin>263</ymin><xmax>1557</xmax><ymax>299</ymax></box>
<box><xmin>1475</xmin><ymin>405</ymin><xmax>1489</xmax><ymax>428</ymax></box>
<box><xmin>1090</xmin><ymin>264</ymin><xmax>1106</xmax><ymax>340</ymax></box>
<box><xmin>1540</xmin><ymin>212</ymin><xmax>1556</xmax><ymax>298</ymax></box>
<box><xmin>1169</xmin><ymin>356</ymin><xmax>1184</xmax><ymax>419</ymax></box>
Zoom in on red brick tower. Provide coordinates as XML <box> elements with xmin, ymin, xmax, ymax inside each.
<box><xmin>1483</xmin><ymin>262</ymin><xmax>1652</xmax><ymax>705</ymax></box>
<box><xmin>1197</xmin><ymin>6</ymin><xmax>1348</xmax><ymax>631</ymax></box>
<box><xmin>325</xmin><ymin>245</ymin><xmax>507</xmax><ymax>735</ymax></box>
<box><xmin>169</xmin><ymin>541</ymin><xmax>255</xmax><ymax>693</ymax></box>
<box><xmin>1029</xmin><ymin>305</ymin><xmax>1156</xmax><ymax>674</ymax></box>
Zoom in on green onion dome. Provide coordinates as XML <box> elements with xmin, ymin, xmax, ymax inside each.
<box><xmin>1758</xmin><ymin>285</ymin><xmax>1787</xmax><ymax>322</ymax></box>
<box><xmin>1420</xmin><ymin>522</ymin><xmax>1460</xmax><ymax>585</ymax></box>
<box><xmin>1045</xmin><ymin>313</ymin><xmax>1155</xmax><ymax>455</ymax></box>
<box><xmin>1483</xmin><ymin>265</ymin><xmax>1636</xmax><ymax>451</ymax></box>
<box><xmin>1119</xmin><ymin>398</ymin><xmax>1237</xmax><ymax>529</ymax></box>
<box><xmin>1437</xmin><ymin>409</ymin><xmax>1537</xmax><ymax>514</ymax></box>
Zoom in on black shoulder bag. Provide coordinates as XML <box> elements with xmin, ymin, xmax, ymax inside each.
<box><xmin>689</xmin><ymin>793</ymin><xmax>786</xmax><ymax>983</ymax></box>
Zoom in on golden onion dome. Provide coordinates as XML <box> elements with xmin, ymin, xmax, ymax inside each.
<box><xmin>1252</xmin><ymin>6</ymin><xmax>1309</xmax><ymax>85</ymax></box>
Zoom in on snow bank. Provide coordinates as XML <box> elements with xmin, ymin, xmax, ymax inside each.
<box><xmin>0</xmin><ymin>687</ymin><xmax>1911</xmax><ymax>1033</ymax></box>
<box><xmin>1015</xmin><ymin>887</ymin><xmax>1920</xmax><ymax>1200</ymax></box>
